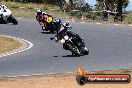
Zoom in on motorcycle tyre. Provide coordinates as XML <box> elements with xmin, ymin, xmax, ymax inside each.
<box><xmin>8</xmin><ymin>15</ymin><xmax>18</xmax><ymax>25</ymax></box>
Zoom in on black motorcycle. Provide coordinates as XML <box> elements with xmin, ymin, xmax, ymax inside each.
<box><xmin>51</xmin><ymin>23</ymin><xmax>89</xmax><ymax>56</ymax></box>
<box><xmin>41</xmin><ymin>18</ymin><xmax>62</xmax><ymax>33</ymax></box>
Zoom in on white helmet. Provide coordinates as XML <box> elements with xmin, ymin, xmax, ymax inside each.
<box><xmin>1</xmin><ymin>5</ymin><xmax>7</xmax><ymax>9</ymax></box>
<box><xmin>36</xmin><ymin>8</ymin><xmax>42</xmax><ymax>13</ymax></box>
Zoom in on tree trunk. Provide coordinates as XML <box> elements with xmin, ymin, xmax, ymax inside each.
<box><xmin>104</xmin><ymin>0</ymin><xmax>109</xmax><ymax>10</ymax></box>
<box><xmin>117</xmin><ymin>0</ymin><xmax>123</xmax><ymax>21</ymax></box>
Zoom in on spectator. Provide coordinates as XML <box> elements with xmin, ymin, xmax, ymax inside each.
<box><xmin>102</xmin><ymin>9</ymin><xmax>108</xmax><ymax>21</ymax></box>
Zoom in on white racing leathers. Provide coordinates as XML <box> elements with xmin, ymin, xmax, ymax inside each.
<box><xmin>0</xmin><ymin>6</ymin><xmax>4</xmax><ymax>18</ymax></box>
<box><xmin>0</xmin><ymin>5</ymin><xmax>18</xmax><ymax>24</ymax></box>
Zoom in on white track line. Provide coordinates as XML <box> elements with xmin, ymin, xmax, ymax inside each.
<box><xmin>80</xmin><ymin>21</ymin><xmax>86</xmax><ymax>23</ymax></box>
<box><xmin>2</xmin><ymin>72</ymin><xmax>74</xmax><ymax>78</ymax></box>
<box><xmin>114</xmin><ymin>24</ymin><xmax>120</xmax><ymax>25</ymax></box>
<box><xmin>96</xmin><ymin>22</ymin><xmax>101</xmax><ymax>24</ymax></box>
<box><xmin>17</xmin><ymin>18</ymin><xmax>23</xmax><ymax>20</ymax></box>
<box><xmin>65</xmin><ymin>20</ymin><xmax>70</xmax><ymax>22</ymax></box>
<box><xmin>0</xmin><ymin>35</ymin><xmax>33</xmax><ymax>58</ymax></box>
<box><xmin>128</xmin><ymin>25</ymin><xmax>132</xmax><ymax>27</ymax></box>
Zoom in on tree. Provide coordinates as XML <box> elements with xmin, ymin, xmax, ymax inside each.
<box><xmin>96</xmin><ymin>0</ymin><xmax>129</xmax><ymax>21</ymax></box>
<box><xmin>96</xmin><ymin>0</ymin><xmax>129</xmax><ymax>10</ymax></box>
<box><xmin>122</xmin><ymin>0</ymin><xmax>129</xmax><ymax>8</ymax></box>
<box><xmin>69</xmin><ymin>0</ymin><xmax>86</xmax><ymax>9</ymax></box>
<box><xmin>69</xmin><ymin>0</ymin><xmax>74</xmax><ymax>5</ymax></box>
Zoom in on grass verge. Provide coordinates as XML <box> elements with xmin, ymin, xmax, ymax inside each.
<box><xmin>0</xmin><ymin>1</ymin><xmax>132</xmax><ymax>24</ymax></box>
<box><xmin>125</xmin><ymin>13</ymin><xmax>132</xmax><ymax>24</ymax></box>
<box><xmin>0</xmin><ymin>1</ymin><xmax>69</xmax><ymax>19</ymax></box>
<box><xmin>0</xmin><ymin>36</ymin><xmax>22</xmax><ymax>54</ymax></box>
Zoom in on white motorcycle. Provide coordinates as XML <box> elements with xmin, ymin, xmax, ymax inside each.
<box><xmin>0</xmin><ymin>5</ymin><xmax>18</xmax><ymax>25</ymax></box>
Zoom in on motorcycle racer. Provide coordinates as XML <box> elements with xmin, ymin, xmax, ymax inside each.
<box><xmin>0</xmin><ymin>5</ymin><xmax>7</xmax><ymax>24</ymax></box>
<box><xmin>0</xmin><ymin>6</ymin><xmax>3</xmax><ymax>18</ymax></box>
<box><xmin>0</xmin><ymin>5</ymin><xmax>18</xmax><ymax>24</ymax></box>
<box><xmin>36</xmin><ymin>8</ymin><xmax>53</xmax><ymax>32</ymax></box>
<box><xmin>50</xmin><ymin>22</ymin><xmax>89</xmax><ymax>56</ymax></box>
<box><xmin>1</xmin><ymin>5</ymin><xmax>12</xmax><ymax>16</ymax></box>
<box><xmin>0</xmin><ymin>5</ymin><xmax>3</xmax><ymax>13</ymax></box>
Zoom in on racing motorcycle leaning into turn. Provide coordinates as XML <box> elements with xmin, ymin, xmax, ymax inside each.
<box><xmin>36</xmin><ymin>8</ymin><xmax>56</xmax><ymax>33</ymax></box>
<box><xmin>50</xmin><ymin>22</ymin><xmax>89</xmax><ymax>56</ymax></box>
<box><xmin>0</xmin><ymin>5</ymin><xmax>18</xmax><ymax>25</ymax></box>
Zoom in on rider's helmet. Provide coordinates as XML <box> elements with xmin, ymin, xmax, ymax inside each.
<box><xmin>54</xmin><ymin>19</ymin><xmax>62</xmax><ymax>31</ymax></box>
<box><xmin>55</xmin><ymin>19</ymin><xmax>61</xmax><ymax>24</ymax></box>
<box><xmin>36</xmin><ymin>8</ymin><xmax>42</xmax><ymax>15</ymax></box>
<box><xmin>64</xmin><ymin>22</ymin><xmax>69</xmax><ymax>27</ymax></box>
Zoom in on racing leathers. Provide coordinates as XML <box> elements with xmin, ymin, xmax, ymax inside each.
<box><xmin>36</xmin><ymin>11</ymin><xmax>53</xmax><ymax>31</ymax></box>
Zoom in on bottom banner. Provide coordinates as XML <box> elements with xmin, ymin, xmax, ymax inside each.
<box><xmin>76</xmin><ymin>67</ymin><xmax>131</xmax><ymax>85</ymax></box>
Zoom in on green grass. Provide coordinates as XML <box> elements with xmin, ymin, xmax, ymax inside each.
<box><xmin>0</xmin><ymin>1</ymin><xmax>59</xmax><ymax>10</ymax></box>
<box><xmin>10</xmin><ymin>8</ymin><xmax>36</xmax><ymax>18</ymax></box>
<box><xmin>0</xmin><ymin>1</ymin><xmax>132</xmax><ymax>24</ymax></box>
<box><xmin>0</xmin><ymin>36</ymin><xmax>22</xmax><ymax>54</ymax></box>
<box><xmin>0</xmin><ymin>1</ymin><xmax>69</xmax><ymax>19</ymax></box>
<box><xmin>125</xmin><ymin>13</ymin><xmax>132</xmax><ymax>24</ymax></box>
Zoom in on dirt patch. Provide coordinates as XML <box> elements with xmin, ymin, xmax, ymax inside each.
<box><xmin>0</xmin><ymin>36</ymin><xmax>21</xmax><ymax>54</ymax></box>
<box><xmin>0</xmin><ymin>35</ymin><xmax>33</xmax><ymax>57</ymax></box>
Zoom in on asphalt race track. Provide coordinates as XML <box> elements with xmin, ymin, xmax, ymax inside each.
<box><xmin>0</xmin><ymin>19</ymin><xmax>132</xmax><ymax>76</ymax></box>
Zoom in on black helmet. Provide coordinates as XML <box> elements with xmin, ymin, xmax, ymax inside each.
<box><xmin>64</xmin><ymin>22</ymin><xmax>69</xmax><ymax>27</ymax></box>
<box><xmin>55</xmin><ymin>19</ymin><xmax>61</xmax><ymax>24</ymax></box>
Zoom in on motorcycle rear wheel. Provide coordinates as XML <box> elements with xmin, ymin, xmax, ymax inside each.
<box><xmin>8</xmin><ymin>15</ymin><xmax>18</xmax><ymax>25</ymax></box>
<box><xmin>0</xmin><ymin>18</ymin><xmax>6</xmax><ymax>24</ymax></box>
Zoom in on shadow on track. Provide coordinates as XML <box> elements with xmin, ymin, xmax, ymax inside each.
<box><xmin>40</xmin><ymin>32</ymin><xmax>52</xmax><ymax>34</ymax></box>
<box><xmin>0</xmin><ymin>23</ymin><xmax>17</xmax><ymax>25</ymax></box>
<box><xmin>62</xmin><ymin>55</ymin><xmax>81</xmax><ymax>57</ymax></box>
<box><xmin>53</xmin><ymin>55</ymin><xmax>81</xmax><ymax>57</ymax></box>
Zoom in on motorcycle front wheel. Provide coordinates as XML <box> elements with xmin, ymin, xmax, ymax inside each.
<box><xmin>67</xmin><ymin>44</ymin><xmax>82</xmax><ymax>56</ymax></box>
<box><xmin>82</xmin><ymin>47</ymin><xmax>89</xmax><ymax>55</ymax></box>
